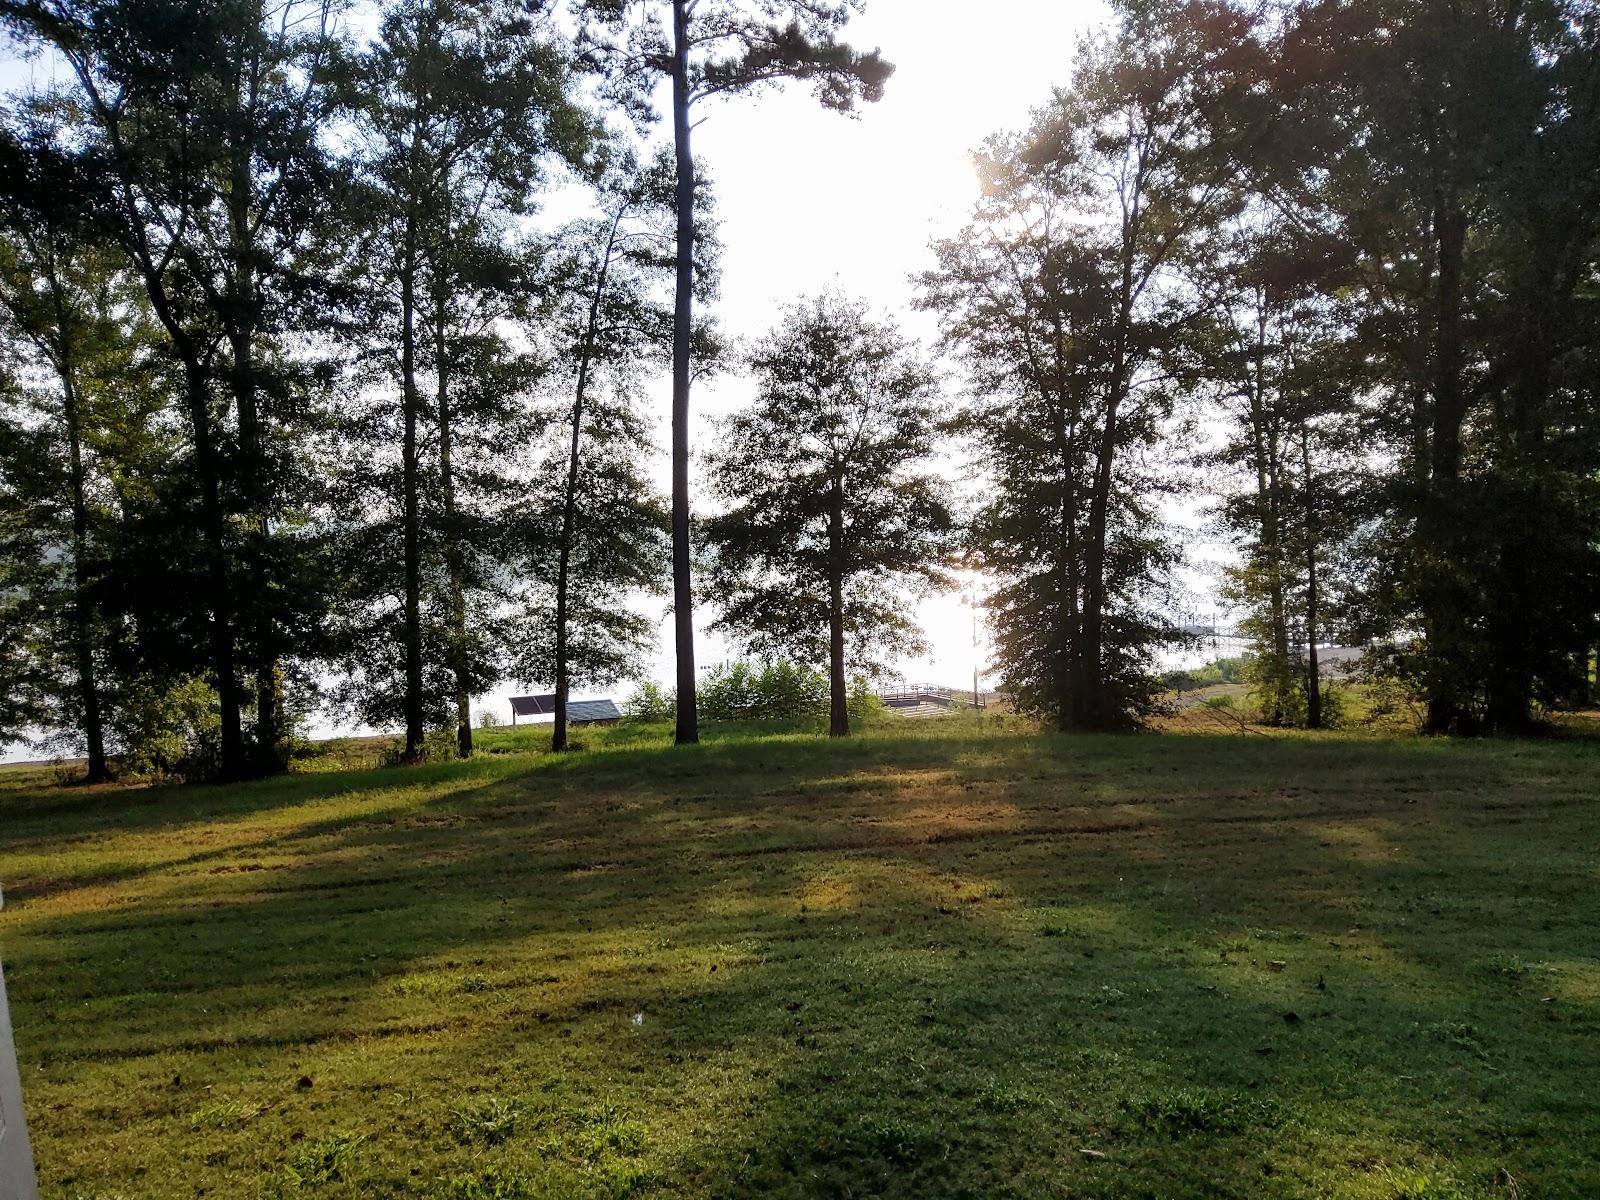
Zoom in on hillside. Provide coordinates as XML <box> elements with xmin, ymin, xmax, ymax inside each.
<box><xmin>2</xmin><ymin>718</ymin><xmax>1598</xmax><ymax>1198</ymax></box>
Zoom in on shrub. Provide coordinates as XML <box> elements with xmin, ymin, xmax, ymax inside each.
<box><xmin>379</xmin><ymin>728</ymin><xmax>460</xmax><ymax>767</ymax></box>
<box><xmin>623</xmin><ymin>680</ymin><xmax>675</xmax><ymax>720</ymax></box>
<box><xmin>700</xmin><ymin>660</ymin><xmax>829</xmax><ymax>721</ymax></box>
<box><xmin>109</xmin><ymin>674</ymin><xmax>222</xmax><ymax>780</ymax></box>
<box><xmin>847</xmin><ymin>676</ymin><xmax>886</xmax><ymax>724</ymax></box>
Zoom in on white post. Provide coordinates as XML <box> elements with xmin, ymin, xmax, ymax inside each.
<box><xmin>0</xmin><ymin>887</ymin><xmax>39</xmax><ymax>1200</ymax></box>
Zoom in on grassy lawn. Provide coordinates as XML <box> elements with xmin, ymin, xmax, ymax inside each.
<box><xmin>2</xmin><ymin>716</ymin><xmax>1598</xmax><ymax>1199</ymax></box>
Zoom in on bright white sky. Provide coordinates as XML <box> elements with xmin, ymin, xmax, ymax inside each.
<box><xmin>4</xmin><ymin>0</ymin><xmax>1237</xmax><ymax>746</ymax></box>
<box><xmin>650</xmin><ymin>0</ymin><xmax>1120</xmax><ymax>700</ymax></box>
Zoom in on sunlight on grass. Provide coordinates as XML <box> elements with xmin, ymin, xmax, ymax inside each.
<box><xmin>2</xmin><ymin>717</ymin><xmax>1598</xmax><ymax>1196</ymax></box>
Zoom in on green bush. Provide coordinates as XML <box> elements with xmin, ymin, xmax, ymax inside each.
<box><xmin>109</xmin><ymin>674</ymin><xmax>222</xmax><ymax>780</ymax></box>
<box><xmin>624</xmin><ymin>680</ymin><xmax>675</xmax><ymax>720</ymax></box>
<box><xmin>632</xmin><ymin>663</ymin><xmax>882</xmax><ymax>726</ymax></box>
<box><xmin>848</xmin><ymin>677</ymin><xmax>887</xmax><ymax>724</ymax></box>
<box><xmin>700</xmin><ymin>660</ymin><xmax>828</xmax><ymax>721</ymax></box>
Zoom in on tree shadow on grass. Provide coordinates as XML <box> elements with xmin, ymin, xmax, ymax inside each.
<box><xmin>5</xmin><ymin>726</ymin><xmax>1599</xmax><ymax>1197</ymax></box>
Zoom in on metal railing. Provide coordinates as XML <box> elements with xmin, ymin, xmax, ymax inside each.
<box><xmin>876</xmin><ymin>683</ymin><xmax>986</xmax><ymax>710</ymax></box>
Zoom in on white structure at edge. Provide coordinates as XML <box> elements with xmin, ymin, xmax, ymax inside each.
<box><xmin>0</xmin><ymin>885</ymin><xmax>39</xmax><ymax>1200</ymax></box>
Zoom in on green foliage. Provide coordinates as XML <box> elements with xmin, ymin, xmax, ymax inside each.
<box><xmin>699</xmin><ymin>661</ymin><xmax>829</xmax><ymax>722</ymax></box>
<box><xmin>846</xmin><ymin>679</ymin><xmax>886</xmax><ymax>725</ymax></box>
<box><xmin>110</xmin><ymin>676</ymin><xmax>222</xmax><ymax>781</ymax></box>
<box><xmin>1163</xmin><ymin>657</ymin><xmax>1249</xmax><ymax>691</ymax></box>
<box><xmin>623</xmin><ymin>680</ymin><xmax>675</xmax><ymax>721</ymax></box>
<box><xmin>703</xmin><ymin>293</ymin><xmax>954</xmax><ymax>733</ymax></box>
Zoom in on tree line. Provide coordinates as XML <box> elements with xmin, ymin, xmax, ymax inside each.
<box><xmin>922</xmin><ymin>0</ymin><xmax>1600</xmax><ymax>735</ymax></box>
<box><xmin>0</xmin><ymin>0</ymin><xmax>888</xmax><ymax>779</ymax></box>
<box><xmin>2</xmin><ymin>0</ymin><xmax>1596</xmax><ymax>785</ymax></box>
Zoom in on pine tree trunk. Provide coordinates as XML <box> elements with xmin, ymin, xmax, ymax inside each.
<box><xmin>827</xmin><ymin>469</ymin><xmax>848</xmax><ymax>737</ymax></box>
<box><xmin>433</xmin><ymin>287</ymin><xmax>471</xmax><ymax>759</ymax></box>
<box><xmin>1080</xmin><ymin>359</ymin><xmax>1127</xmax><ymax>731</ymax></box>
<box><xmin>57</xmin><ymin>346</ymin><xmax>108</xmax><ymax>783</ymax></box>
<box><xmin>670</xmin><ymin>0</ymin><xmax>699</xmax><ymax>745</ymax></box>
<box><xmin>554</xmin><ymin>210</ymin><xmax>622</xmax><ymax>754</ymax></box>
<box><xmin>1247</xmin><ymin>297</ymin><xmax>1290</xmax><ymax>724</ymax></box>
<box><xmin>229</xmin><ymin>18</ymin><xmax>281</xmax><ymax>776</ymax></box>
<box><xmin>185</xmin><ymin>357</ymin><xmax>247</xmax><ymax>779</ymax></box>
<box><xmin>400</xmin><ymin>219</ymin><xmax>425</xmax><ymax>762</ymax></box>
<box><xmin>1301</xmin><ymin>428</ymin><xmax>1322</xmax><ymax>730</ymax></box>
<box><xmin>1423</xmin><ymin>197</ymin><xmax>1469</xmax><ymax>734</ymax></box>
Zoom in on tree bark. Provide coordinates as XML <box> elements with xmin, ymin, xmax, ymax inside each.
<box><xmin>1080</xmin><ymin>318</ymin><xmax>1132</xmax><ymax>730</ymax></box>
<box><xmin>227</xmin><ymin>101</ymin><xmax>282</xmax><ymax>775</ymax></box>
<box><xmin>53</xmin><ymin>321</ymin><xmax>109</xmax><ymax>783</ymax></box>
<box><xmin>1078</xmin><ymin>161</ymin><xmax>1145</xmax><ymax>733</ymax></box>
<box><xmin>184</xmin><ymin>356</ymin><xmax>247</xmax><ymax>778</ymax></box>
<box><xmin>1246</xmin><ymin>295</ymin><xmax>1290</xmax><ymax>724</ymax></box>
<box><xmin>400</xmin><ymin>216</ymin><xmax>425</xmax><ymax>761</ymax></box>
<box><xmin>1300</xmin><ymin>426</ymin><xmax>1322</xmax><ymax>730</ymax></box>
<box><xmin>553</xmin><ymin>209</ymin><xmax>622</xmax><ymax>753</ymax></box>
<box><xmin>1046</xmin><ymin>309</ymin><xmax>1080</xmax><ymax>733</ymax></box>
<box><xmin>670</xmin><ymin>0</ymin><xmax>699</xmax><ymax>745</ymax></box>
<box><xmin>1423</xmin><ymin>196</ymin><xmax>1469</xmax><ymax>733</ymax></box>
<box><xmin>827</xmin><ymin>467</ymin><xmax>848</xmax><ymax>737</ymax></box>
<box><xmin>433</xmin><ymin>285</ymin><xmax>472</xmax><ymax>758</ymax></box>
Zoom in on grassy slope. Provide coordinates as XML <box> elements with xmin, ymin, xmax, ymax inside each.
<box><xmin>1</xmin><ymin>717</ymin><xmax>1598</xmax><ymax>1199</ymax></box>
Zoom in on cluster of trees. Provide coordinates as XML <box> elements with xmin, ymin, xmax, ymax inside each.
<box><xmin>5</xmin><ymin>0</ymin><xmax>1597</xmax><ymax>780</ymax></box>
<box><xmin>0</xmin><ymin>0</ymin><xmax>892</xmax><ymax>778</ymax></box>
<box><xmin>924</xmin><ymin>0</ymin><xmax>1600</xmax><ymax>733</ymax></box>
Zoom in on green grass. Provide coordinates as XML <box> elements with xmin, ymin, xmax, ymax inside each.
<box><xmin>2</xmin><ymin>715</ymin><xmax>1599</xmax><ymax>1197</ymax></box>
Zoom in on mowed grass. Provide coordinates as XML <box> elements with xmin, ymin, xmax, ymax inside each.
<box><xmin>2</xmin><ymin>717</ymin><xmax>1599</xmax><ymax>1199</ymax></box>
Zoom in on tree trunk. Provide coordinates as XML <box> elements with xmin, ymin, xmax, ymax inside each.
<box><xmin>1423</xmin><ymin>196</ymin><xmax>1469</xmax><ymax>734</ymax></box>
<box><xmin>1300</xmin><ymin>427</ymin><xmax>1322</xmax><ymax>730</ymax></box>
<box><xmin>827</xmin><ymin>468</ymin><xmax>848</xmax><ymax>737</ymax></box>
<box><xmin>670</xmin><ymin>0</ymin><xmax>699</xmax><ymax>745</ymax></box>
<box><xmin>1246</xmin><ymin>296</ymin><xmax>1290</xmax><ymax>724</ymax></box>
<box><xmin>1047</xmin><ymin>346</ymin><xmax>1079</xmax><ymax>734</ymax></box>
<box><xmin>229</xmin><ymin>20</ymin><xmax>281</xmax><ymax>776</ymax></box>
<box><xmin>184</xmin><ymin>357</ymin><xmax>247</xmax><ymax>779</ymax></box>
<box><xmin>1080</xmin><ymin>355</ymin><xmax>1127</xmax><ymax>731</ymax></box>
<box><xmin>228</xmin><ymin>158</ymin><xmax>281</xmax><ymax>775</ymax></box>
<box><xmin>400</xmin><ymin>219</ymin><xmax>426</xmax><ymax>762</ymax></box>
<box><xmin>1078</xmin><ymin>172</ymin><xmax>1143</xmax><ymax>733</ymax></box>
<box><xmin>1055</xmin><ymin>490</ymin><xmax>1076</xmax><ymax>733</ymax></box>
<box><xmin>433</xmin><ymin>286</ymin><xmax>472</xmax><ymax>758</ymax></box>
<box><xmin>124</xmin><ymin>244</ymin><xmax>245</xmax><ymax>778</ymax></box>
<box><xmin>58</xmin><ymin>344</ymin><xmax>108</xmax><ymax>783</ymax></box>
<box><xmin>553</xmin><ymin>210</ymin><xmax>622</xmax><ymax>753</ymax></box>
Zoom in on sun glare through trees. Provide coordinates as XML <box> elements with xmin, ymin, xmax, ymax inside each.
<box><xmin>1</xmin><ymin>0</ymin><xmax>1598</xmax><ymax>1196</ymax></box>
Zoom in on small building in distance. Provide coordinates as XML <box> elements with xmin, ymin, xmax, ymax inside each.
<box><xmin>509</xmin><ymin>695</ymin><xmax>621</xmax><ymax>726</ymax></box>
